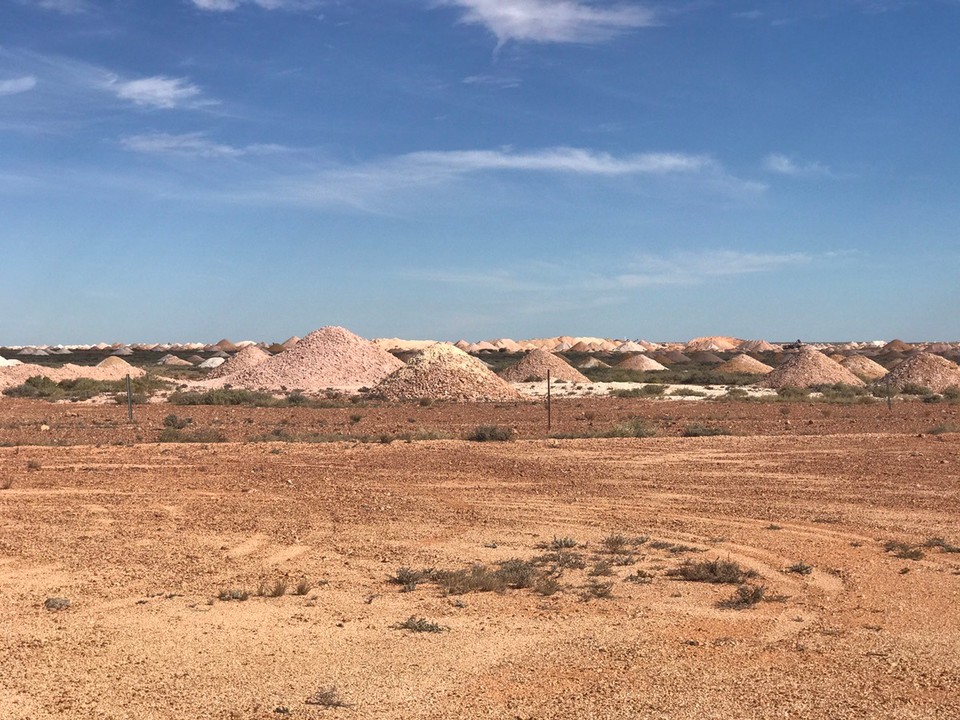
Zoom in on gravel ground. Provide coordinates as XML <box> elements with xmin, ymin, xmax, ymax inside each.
<box><xmin>1</xmin><ymin>419</ymin><xmax>959</xmax><ymax>718</ymax></box>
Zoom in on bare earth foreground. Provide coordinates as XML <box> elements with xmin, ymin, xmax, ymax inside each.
<box><xmin>2</xmin><ymin>418</ymin><xmax>960</xmax><ymax>718</ymax></box>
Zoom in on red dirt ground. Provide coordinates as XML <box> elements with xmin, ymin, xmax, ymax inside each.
<box><xmin>1</xmin><ymin>398</ymin><xmax>959</xmax><ymax>718</ymax></box>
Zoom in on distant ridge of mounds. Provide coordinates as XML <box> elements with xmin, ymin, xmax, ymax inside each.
<box><xmin>3</xmin><ymin>332</ymin><xmax>960</xmax><ymax>400</ymax></box>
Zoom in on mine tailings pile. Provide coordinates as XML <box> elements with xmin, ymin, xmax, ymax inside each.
<box><xmin>880</xmin><ymin>352</ymin><xmax>960</xmax><ymax>393</ymax></box>
<box><xmin>715</xmin><ymin>354</ymin><xmax>773</xmax><ymax>375</ymax></box>
<box><xmin>374</xmin><ymin>343</ymin><xmax>523</xmax><ymax>402</ymax></box>
<box><xmin>840</xmin><ymin>355</ymin><xmax>889</xmax><ymax>382</ymax></box>
<box><xmin>498</xmin><ymin>349</ymin><xmax>589</xmax><ymax>383</ymax></box>
<box><xmin>211</xmin><ymin>326</ymin><xmax>404</xmax><ymax>392</ymax></box>
<box><xmin>758</xmin><ymin>348</ymin><xmax>865</xmax><ymax>389</ymax></box>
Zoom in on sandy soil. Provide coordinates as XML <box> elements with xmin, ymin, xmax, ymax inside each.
<box><xmin>1</xmin><ymin>402</ymin><xmax>960</xmax><ymax>719</ymax></box>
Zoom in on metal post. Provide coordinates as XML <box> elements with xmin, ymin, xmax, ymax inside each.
<box><xmin>126</xmin><ymin>374</ymin><xmax>134</xmax><ymax>422</ymax></box>
<box><xmin>547</xmin><ymin>370</ymin><xmax>552</xmax><ymax>434</ymax></box>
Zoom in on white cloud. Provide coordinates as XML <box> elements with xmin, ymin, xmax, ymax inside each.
<box><xmin>440</xmin><ymin>0</ymin><xmax>656</xmax><ymax>45</ymax></box>
<box><xmin>0</xmin><ymin>76</ymin><xmax>37</xmax><ymax>96</ymax></box>
<box><xmin>109</xmin><ymin>76</ymin><xmax>202</xmax><ymax>109</ymax></box>
<box><xmin>764</xmin><ymin>153</ymin><xmax>833</xmax><ymax>177</ymax></box>
<box><xmin>405</xmin><ymin>147</ymin><xmax>711</xmax><ymax>175</ymax></box>
<box><xmin>190</xmin><ymin>0</ymin><xmax>318</xmax><ymax>10</ymax></box>
<box><xmin>121</xmin><ymin>132</ymin><xmax>286</xmax><ymax>157</ymax></box>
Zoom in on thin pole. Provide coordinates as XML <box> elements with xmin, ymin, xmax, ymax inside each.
<box><xmin>126</xmin><ymin>374</ymin><xmax>134</xmax><ymax>422</ymax></box>
<box><xmin>547</xmin><ymin>370</ymin><xmax>552</xmax><ymax>434</ymax></box>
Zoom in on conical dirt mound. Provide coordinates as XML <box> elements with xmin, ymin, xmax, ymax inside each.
<box><xmin>881</xmin><ymin>352</ymin><xmax>960</xmax><ymax>393</ymax></box>
<box><xmin>209</xmin><ymin>345</ymin><xmax>272</xmax><ymax>379</ymax></box>
<box><xmin>716</xmin><ymin>354</ymin><xmax>773</xmax><ymax>375</ymax></box>
<box><xmin>97</xmin><ymin>356</ymin><xmax>134</xmax><ymax>370</ymax></box>
<box><xmin>224</xmin><ymin>326</ymin><xmax>404</xmax><ymax>392</ymax></box>
<box><xmin>757</xmin><ymin>348</ymin><xmax>865</xmax><ymax>388</ymax></box>
<box><xmin>578</xmin><ymin>357</ymin><xmax>609</xmax><ymax>369</ymax></box>
<box><xmin>615</xmin><ymin>354</ymin><xmax>668</xmax><ymax>372</ymax></box>
<box><xmin>840</xmin><ymin>354</ymin><xmax>888</xmax><ymax>381</ymax></box>
<box><xmin>375</xmin><ymin>343</ymin><xmax>523</xmax><ymax>402</ymax></box>
<box><xmin>499</xmin><ymin>349</ymin><xmax>589</xmax><ymax>383</ymax></box>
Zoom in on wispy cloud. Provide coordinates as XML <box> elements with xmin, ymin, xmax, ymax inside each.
<box><xmin>0</xmin><ymin>76</ymin><xmax>37</xmax><ymax>96</ymax></box>
<box><xmin>190</xmin><ymin>0</ymin><xmax>319</xmax><ymax>11</ymax></box>
<box><xmin>16</xmin><ymin>0</ymin><xmax>89</xmax><ymax>13</ymax></box>
<box><xmin>405</xmin><ymin>148</ymin><xmax>711</xmax><ymax>175</ymax></box>
<box><xmin>406</xmin><ymin>249</ymin><xmax>813</xmax><ymax>319</ymax></box>
<box><xmin>764</xmin><ymin>153</ymin><xmax>833</xmax><ymax>177</ymax></box>
<box><xmin>463</xmin><ymin>74</ymin><xmax>522</xmax><ymax>89</ymax></box>
<box><xmin>121</xmin><ymin>132</ymin><xmax>287</xmax><ymax>157</ymax></box>
<box><xmin>108</xmin><ymin>76</ymin><xmax>203</xmax><ymax>109</ymax></box>
<box><xmin>439</xmin><ymin>0</ymin><xmax>656</xmax><ymax>46</ymax></box>
<box><xmin>226</xmin><ymin>146</ymin><xmax>738</xmax><ymax>209</ymax></box>
<box><xmin>611</xmin><ymin>250</ymin><xmax>810</xmax><ymax>288</ymax></box>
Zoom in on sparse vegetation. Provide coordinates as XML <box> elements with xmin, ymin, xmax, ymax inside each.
<box><xmin>624</xmin><ymin>569</ymin><xmax>655</xmax><ymax>584</ymax></box>
<box><xmin>0</xmin><ymin>477</ymin><xmax>12</xmax><ymax>490</ymax></box>
<box><xmin>682</xmin><ymin>424</ymin><xmax>731</xmax><ymax>437</ymax></box>
<box><xmin>533</xmin><ymin>575</ymin><xmax>561</xmax><ymax>596</ymax></box>
<box><xmin>612</xmin><ymin>384</ymin><xmax>666</xmax><ymax>398</ymax></box>
<box><xmin>466</xmin><ymin>425</ymin><xmax>514</xmax><ymax>442</ymax></box>
<box><xmin>588</xmin><ymin>560</ymin><xmax>614</xmax><ymax>577</ymax></box>
<box><xmin>787</xmin><ymin>562</ymin><xmax>814</xmax><ymax>575</ymax></box>
<box><xmin>293</xmin><ymin>579</ymin><xmax>312</xmax><ymax>596</ymax></box>
<box><xmin>582</xmin><ymin>579</ymin><xmax>614</xmax><ymax>600</ymax></box>
<box><xmin>3</xmin><ymin>374</ymin><xmax>169</xmax><ymax>402</ymax></box>
<box><xmin>305</xmin><ymin>686</ymin><xmax>350</xmax><ymax>708</ymax></box>
<box><xmin>667</xmin><ymin>558</ymin><xmax>758</xmax><ymax>584</ymax></box>
<box><xmin>162</xmin><ymin>413</ymin><xmax>191</xmax><ymax>430</ymax></box>
<box><xmin>158</xmin><ymin>427</ymin><xmax>227</xmax><ymax>444</ymax></box>
<box><xmin>927</xmin><ymin>424</ymin><xmax>960</xmax><ymax>436</ymax></box>
<box><xmin>394</xmin><ymin>616</ymin><xmax>446</xmax><ymax>633</ymax></box>
<box><xmin>883</xmin><ymin>540</ymin><xmax>924</xmax><ymax>560</ymax></box>
<box><xmin>923</xmin><ymin>537</ymin><xmax>960</xmax><ymax>553</ymax></box>
<box><xmin>218</xmin><ymin>588</ymin><xmax>250</xmax><ymax>602</ymax></box>
<box><xmin>671</xmin><ymin>387</ymin><xmax>707</xmax><ymax>398</ymax></box>
<box><xmin>719</xmin><ymin>584</ymin><xmax>766</xmax><ymax>609</ymax></box>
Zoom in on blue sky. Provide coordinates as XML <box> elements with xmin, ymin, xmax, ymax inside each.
<box><xmin>1</xmin><ymin>0</ymin><xmax>958</xmax><ymax>344</ymax></box>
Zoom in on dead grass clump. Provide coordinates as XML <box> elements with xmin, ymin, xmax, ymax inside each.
<box><xmin>581</xmin><ymin>579</ymin><xmax>614</xmax><ymax>600</ymax></box>
<box><xmin>624</xmin><ymin>569</ymin><xmax>655</xmax><ymax>584</ymax></box>
<box><xmin>588</xmin><ymin>560</ymin><xmax>614</xmax><ymax>577</ymax></box>
<box><xmin>536</xmin><ymin>536</ymin><xmax>578</xmax><ymax>550</ymax></box>
<box><xmin>496</xmin><ymin>559</ymin><xmax>538</xmax><ymax>588</ymax></box>
<box><xmin>682</xmin><ymin>424</ymin><xmax>731</xmax><ymax>437</ymax></box>
<box><xmin>533</xmin><ymin>575</ymin><xmax>561</xmax><ymax>596</ymax></box>
<box><xmin>883</xmin><ymin>540</ymin><xmax>924</xmax><ymax>560</ymax></box>
<box><xmin>534</xmin><ymin>549</ymin><xmax>586</xmax><ymax>570</ymax></box>
<box><xmin>394</xmin><ymin>616</ymin><xmax>446</xmax><ymax>633</ymax></box>
<box><xmin>719</xmin><ymin>584</ymin><xmax>766</xmax><ymax>609</ymax></box>
<box><xmin>391</xmin><ymin>567</ymin><xmax>430</xmax><ymax>591</ymax></box>
<box><xmin>293</xmin><ymin>580</ymin><xmax>312</xmax><ymax>596</ymax></box>
<box><xmin>787</xmin><ymin>562</ymin><xmax>814</xmax><ymax>576</ymax></box>
<box><xmin>667</xmin><ymin>558</ymin><xmax>758</xmax><ymax>584</ymax></box>
<box><xmin>258</xmin><ymin>580</ymin><xmax>287</xmax><ymax>598</ymax></box>
<box><xmin>924</xmin><ymin>537</ymin><xmax>960</xmax><ymax>553</ymax></box>
<box><xmin>218</xmin><ymin>588</ymin><xmax>250</xmax><ymax>602</ymax></box>
<box><xmin>1</xmin><ymin>477</ymin><xmax>12</xmax><ymax>490</ymax></box>
<box><xmin>434</xmin><ymin>565</ymin><xmax>507</xmax><ymax>595</ymax></box>
<box><xmin>649</xmin><ymin>540</ymin><xmax>703</xmax><ymax>554</ymax></box>
<box><xmin>466</xmin><ymin>425</ymin><xmax>514</xmax><ymax>442</ymax></box>
<box><xmin>305</xmin><ymin>686</ymin><xmax>350</xmax><ymax>708</ymax></box>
